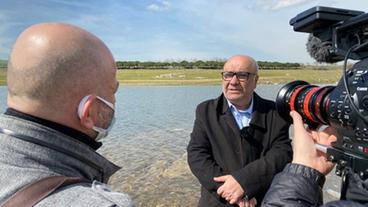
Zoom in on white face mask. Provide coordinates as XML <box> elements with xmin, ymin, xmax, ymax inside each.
<box><xmin>78</xmin><ymin>95</ymin><xmax>115</xmax><ymax>141</ymax></box>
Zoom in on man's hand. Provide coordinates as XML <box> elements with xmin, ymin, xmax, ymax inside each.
<box><xmin>214</xmin><ymin>175</ymin><xmax>244</xmax><ymax>204</ymax></box>
<box><xmin>290</xmin><ymin>111</ymin><xmax>337</xmax><ymax>175</ymax></box>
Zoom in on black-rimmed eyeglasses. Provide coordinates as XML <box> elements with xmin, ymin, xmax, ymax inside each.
<box><xmin>221</xmin><ymin>71</ymin><xmax>256</xmax><ymax>81</ymax></box>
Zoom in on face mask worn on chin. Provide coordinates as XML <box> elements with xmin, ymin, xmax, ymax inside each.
<box><xmin>78</xmin><ymin>95</ymin><xmax>116</xmax><ymax>141</ymax></box>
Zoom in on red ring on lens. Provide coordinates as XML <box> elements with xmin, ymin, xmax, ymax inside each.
<box><xmin>303</xmin><ymin>87</ymin><xmax>320</xmax><ymax>122</ymax></box>
<box><xmin>314</xmin><ymin>87</ymin><xmax>331</xmax><ymax>124</ymax></box>
<box><xmin>290</xmin><ymin>85</ymin><xmax>308</xmax><ymax>111</ymax></box>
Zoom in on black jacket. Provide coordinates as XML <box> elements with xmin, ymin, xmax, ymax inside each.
<box><xmin>187</xmin><ymin>93</ymin><xmax>292</xmax><ymax>207</ymax></box>
<box><xmin>262</xmin><ymin>163</ymin><xmax>368</xmax><ymax>207</ymax></box>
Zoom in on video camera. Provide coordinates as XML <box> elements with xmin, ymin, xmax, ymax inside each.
<box><xmin>275</xmin><ymin>6</ymin><xmax>368</xmax><ymax>190</ymax></box>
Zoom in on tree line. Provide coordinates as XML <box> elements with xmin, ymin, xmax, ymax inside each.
<box><xmin>0</xmin><ymin>60</ymin><xmax>7</xmax><ymax>69</ymax></box>
<box><xmin>116</xmin><ymin>60</ymin><xmax>302</xmax><ymax>70</ymax></box>
<box><xmin>0</xmin><ymin>59</ymin><xmax>303</xmax><ymax>70</ymax></box>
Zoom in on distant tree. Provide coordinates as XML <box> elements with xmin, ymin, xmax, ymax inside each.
<box><xmin>0</xmin><ymin>60</ymin><xmax>7</xmax><ymax>69</ymax></box>
<box><xmin>114</xmin><ymin>60</ymin><xmax>303</xmax><ymax>70</ymax></box>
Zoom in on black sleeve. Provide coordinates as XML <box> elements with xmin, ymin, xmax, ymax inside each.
<box><xmin>187</xmin><ymin>107</ymin><xmax>223</xmax><ymax>194</ymax></box>
<box><xmin>262</xmin><ymin>163</ymin><xmax>326</xmax><ymax>206</ymax></box>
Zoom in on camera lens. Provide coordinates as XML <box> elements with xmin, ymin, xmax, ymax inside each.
<box><xmin>276</xmin><ymin>80</ymin><xmax>334</xmax><ymax>127</ymax></box>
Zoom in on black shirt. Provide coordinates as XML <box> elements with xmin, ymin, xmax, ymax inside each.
<box><xmin>5</xmin><ymin>108</ymin><xmax>102</xmax><ymax>150</ymax></box>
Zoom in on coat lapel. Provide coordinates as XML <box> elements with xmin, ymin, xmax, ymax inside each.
<box><xmin>249</xmin><ymin>93</ymin><xmax>267</xmax><ymax>131</ymax></box>
<box><xmin>224</xmin><ymin>112</ymin><xmax>241</xmax><ymax>138</ymax></box>
<box><xmin>218</xmin><ymin>94</ymin><xmax>241</xmax><ymax>139</ymax></box>
<box><xmin>248</xmin><ymin>93</ymin><xmax>269</xmax><ymax>150</ymax></box>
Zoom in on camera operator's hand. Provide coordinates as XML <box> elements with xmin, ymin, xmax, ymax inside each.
<box><xmin>290</xmin><ymin>111</ymin><xmax>337</xmax><ymax>175</ymax></box>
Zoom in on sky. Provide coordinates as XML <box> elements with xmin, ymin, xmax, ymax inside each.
<box><xmin>0</xmin><ymin>0</ymin><xmax>368</xmax><ymax>64</ymax></box>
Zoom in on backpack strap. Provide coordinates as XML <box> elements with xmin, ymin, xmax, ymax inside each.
<box><xmin>1</xmin><ymin>176</ymin><xmax>88</xmax><ymax>207</ymax></box>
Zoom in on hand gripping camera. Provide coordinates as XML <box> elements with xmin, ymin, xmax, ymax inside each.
<box><xmin>276</xmin><ymin>6</ymin><xmax>368</xmax><ymax>197</ymax></box>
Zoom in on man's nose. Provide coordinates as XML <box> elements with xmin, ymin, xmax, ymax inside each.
<box><xmin>229</xmin><ymin>75</ymin><xmax>239</xmax><ymax>84</ymax></box>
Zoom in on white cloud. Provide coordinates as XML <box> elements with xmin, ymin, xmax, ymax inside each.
<box><xmin>147</xmin><ymin>4</ymin><xmax>161</xmax><ymax>12</ymax></box>
<box><xmin>272</xmin><ymin>0</ymin><xmax>309</xmax><ymax>10</ymax></box>
<box><xmin>258</xmin><ymin>0</ymin><xmax>314</xmax><ymax>11</ymax></box>
<box><xmin>147</xmin><ymin>0</ymin><xmax>171</xmax><ymax>12</ymax></box>
<box><xmin>173</xmin><ymin>0</ymin><xmax>316</xmax><ymax>63</ymax></box>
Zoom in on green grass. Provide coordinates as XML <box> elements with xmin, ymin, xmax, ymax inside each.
<box><xmin>0</xmin><ymin>68</ymin><xmax>343</xmax><ymax>86</ymax></box>
<box><xmin>259</xmin><ymin>69</ymin><xmax>341</xmax><ymax>84</ymax></box>
<box><xmin>117</xmin><ymin>69</ymin><xmax>223</xmax><ymax>85</ymax></box>
<box><xmin>117</xmin><ymin>68</ymin><xmax>342</xmax><ymax>85</ymax></box>
<box><xmin>0</xmin><ymin>69</ymin><xmax>6</xmax><ymax>85</ymax></box>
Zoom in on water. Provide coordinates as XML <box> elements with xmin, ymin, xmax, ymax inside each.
<box><xmin>0</xmin><ymin>85</ymin><xmax>341</xmax><ymax>206</ymax></box>
<box><xmin>101</xmin><ymin>86</ymin><xmax>222</xmax><ymax>207</ymax></box>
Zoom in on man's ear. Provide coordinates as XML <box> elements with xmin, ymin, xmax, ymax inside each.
<box><xmin>79</xmin><ymin>95</ymin><xmax>97</xmax><ymax>129</ymax></box>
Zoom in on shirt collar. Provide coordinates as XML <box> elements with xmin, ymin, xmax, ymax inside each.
<box><xmin>227</xmin><ymin>94</ymin><xmax>254</xmax><ymax>115</ymax></box>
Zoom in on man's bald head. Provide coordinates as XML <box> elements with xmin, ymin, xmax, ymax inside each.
<box><xmin>6</xmin><ymin>22</ymin><xmax>118</xmax><ymax>130</ymax></box>
<box><xmin>223</xmin><ymin>55</ymin><xmax>259</xmax><ymax>74</ymax></box>
<box><xmin>7</xmin><ymin>23</ymin><xmax>115</xmax><ymax>107</ymax></box>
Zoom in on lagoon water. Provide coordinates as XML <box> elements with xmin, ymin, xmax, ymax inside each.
<box><xmin>0</xmin><ymin>85</ymin><xmax>340</xmax><ymax>206</ymax></box>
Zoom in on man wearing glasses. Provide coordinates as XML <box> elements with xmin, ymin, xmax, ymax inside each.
<box><xmin>187</xmin><ymin>55</ymin><xmax>292</xmax><ymax>207</ymax></box>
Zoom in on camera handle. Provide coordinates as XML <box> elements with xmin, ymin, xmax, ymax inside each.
<box><xmin>315</xmin><ymin>143</ymin><xmax>368</xmax><ymax>199</ymax></box>
<box><xmin>315</xmin><ymin>143</ymin><xmax>368</xmax><ymax>179</ymax></box>
<box><xmin>325</xmin><ymin>147</ymin><xmax>368</xmax><ymax>199</ymax></box>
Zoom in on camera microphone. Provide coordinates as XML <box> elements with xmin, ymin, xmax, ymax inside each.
<box><xmin>306</xmin><ymin>34</ymin><xmax>338</xmax><ymax>63</ymax></box>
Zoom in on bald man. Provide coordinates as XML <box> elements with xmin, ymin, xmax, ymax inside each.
<box><xmin>187</xmin><ymin>55</ymin><xmax>292</xmax><ymax>207</ymax></box>
<box><xmin>0</xmin><ymin>23</ymin><xmax>133</xmax><ymax>206</ymax></box>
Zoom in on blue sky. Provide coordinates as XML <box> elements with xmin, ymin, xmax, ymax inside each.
<box><xmin>1</xmin><ymin>0</ymin><xmax>368</xmax><ymax>63</ymax></box>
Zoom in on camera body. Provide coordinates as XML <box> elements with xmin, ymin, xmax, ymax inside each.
<box><xmin>289</xmin><ymin>6</ymin><xmax>368</xmax><ymax>61</ymax></box>
<box><xmin>277</xmin><ymin>6</ymin><xmax>368</xmax><ymax>178</ymax></box>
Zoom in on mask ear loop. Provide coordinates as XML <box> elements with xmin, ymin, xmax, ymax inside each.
<box><xmin>78</xmin><ymin>95</ymin><xmax>92</xmax><ymax>119</ymax></box>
